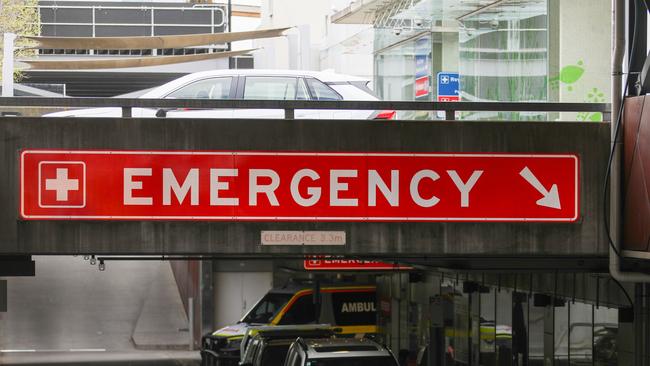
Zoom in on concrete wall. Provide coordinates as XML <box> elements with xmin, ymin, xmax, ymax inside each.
<box><xmin>0</xmin><ymin>117</ymin><xmax>609</xmax><ymax>257</ymax></box>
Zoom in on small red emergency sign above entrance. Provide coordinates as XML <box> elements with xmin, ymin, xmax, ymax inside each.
<box><xmin>304</xmin><ymin>258</ymin><xmax>411</xmax><ymax>271</ymax></box>
<box><xmin>20</xmin><ymin>150</ymin><xmax>579</xmax><ymax>222</ymax></box>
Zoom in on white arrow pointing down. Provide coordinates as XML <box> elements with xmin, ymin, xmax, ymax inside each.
<box><xmin>519</xmin><ymin>167</ymin><xmax>561</xmax><ymax>209</ymax></box>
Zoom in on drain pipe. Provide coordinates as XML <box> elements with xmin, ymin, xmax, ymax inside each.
<box><xmin>610</xmin><ymin>0</ymin><xmax>650</xmax><ymax>283</ymax></box>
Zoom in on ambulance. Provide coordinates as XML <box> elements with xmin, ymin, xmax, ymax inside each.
<box><xmin>200</xmin><ymin>283</ymin><xmax>377</xmax><ymax>365</ymax></box>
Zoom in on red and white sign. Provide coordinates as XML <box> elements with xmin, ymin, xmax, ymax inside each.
<box><xmin>304</xmin><ymin>258</ymin><xmax>411</xmax><ymax>271</ymax></box>
<box><xmin>20</xmin><ymin>150</ymin><xmax>579</xmax><ymax>222</ymax></box>
<box><xmin>437</xmin><ymin>96</ymin><xmax>461</xmax><ymax>102</ymax></box>
<box><xmin>415</xmin><ymin>76</ymin><xmax>429</xmax><ymax>98</ymax></box>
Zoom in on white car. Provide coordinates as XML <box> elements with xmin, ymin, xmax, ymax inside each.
<box><xmin>46</xmin><ymin>69</ymin><xmax>395</xmax><ymax>120</ymax></box>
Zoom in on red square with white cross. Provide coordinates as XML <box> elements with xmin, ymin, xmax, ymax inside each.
<box><xmin>38</xmin><ymin>162</ymin><xmax>86</xmax><ymax>208</ymax></box>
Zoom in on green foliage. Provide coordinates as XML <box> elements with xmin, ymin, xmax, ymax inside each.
<box><xmin>0</xmin><ymin>0</ymin><xmax>40</xmax><ymax>82</ymax></box>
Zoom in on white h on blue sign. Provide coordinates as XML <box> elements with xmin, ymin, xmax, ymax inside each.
<box><xmin>437</xmin><ymin>72</ymin><xmax>460</xmax><ymax>98</ymax></box>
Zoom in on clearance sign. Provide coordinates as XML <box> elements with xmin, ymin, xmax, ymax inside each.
<box><xmin>20</xmin><ymin>150</ymin><xmax>579</xmax><ymax>222</ymax></box>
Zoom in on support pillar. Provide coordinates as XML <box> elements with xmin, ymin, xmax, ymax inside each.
<box><xmin>200</xmin><ymin>260</ymin><xmax>214</xmax><ymax>339</ymax></box>
<box><xmin>0</xmin><ymin>280</ymin><xmax>6</xmax><ymax>312</ymax></box>
<box><xmin>2</xmin><ymin>32</ymin><xmax>16</xmax><ymax>97</ymax></box>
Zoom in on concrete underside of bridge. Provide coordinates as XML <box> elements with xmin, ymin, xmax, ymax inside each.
<box><xmin>0</xmin><ymin>117</ymin><xmax>609</xmax><ymax>257</ymax></box>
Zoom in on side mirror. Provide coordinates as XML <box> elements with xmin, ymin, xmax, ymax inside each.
<box><xmin>155</xmin><ymin>108</ymin><xmax>168</xmax><ymax>118</ymax></box>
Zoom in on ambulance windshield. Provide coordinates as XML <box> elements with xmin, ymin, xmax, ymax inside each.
<box><xmin>241</xmin><ymin>293</ymin><xmax>292</xmax><ymax>324</ymax></box>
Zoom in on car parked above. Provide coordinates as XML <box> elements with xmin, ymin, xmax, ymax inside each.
<box><xmin>283</xmin><ymin>338</ymin><xmax>399</xmax><ymax>366</ymax></box>
<box><xmin>46</xmin><ymin>69</ymin><xmax>394</xmax><ymax>120</ymax></box>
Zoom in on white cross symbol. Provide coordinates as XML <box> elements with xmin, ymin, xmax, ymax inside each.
<box><xmin>45</xmin><ymin>168</ymin><xmax>79</xmax><ymax>201</ymax></box>
<box><xmin>441</xmin><ymin>75</ymin><xmax>450</xmax><ymax>84</ymax></box>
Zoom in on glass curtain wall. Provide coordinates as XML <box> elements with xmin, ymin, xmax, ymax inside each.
<box><xmin>397</xmin><ymin>273</ymin><xmax>622</xmax><ymax>366</ymax></box>
<box><xmin>372</xmin><ymin>0</ymin><xmax>612</xmax><ymax>121</ymax></box>
<box><xmin>375</xmin><ymin>32</ymin><xmax>433</xmax><ymax>120</ymax></box>
<box><xmin>375</xmin><ymin>37</ymin><xmax>418</xmax><ymax>102</ymax></box>
<box><xmin>458</xmin><ymin>0</ymin><xmax>548</xmax><ymax>120</ymax></box>
<box><xmin>593</xmin><ymin>306</ymin><xmax>618</xmax><ymax>366</ymax></box>
<box><xmin>373</xmin><ymin>0</ymin><xmax>550</xmax><ymax>121</ymax></box>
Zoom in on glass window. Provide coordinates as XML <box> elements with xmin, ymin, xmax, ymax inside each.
<box><xmin>290</xmin><ymin>351</ymin><xmax>303</xmax><ymax>366</ymax></box>
<box><xmin>331</xmin><ymin>290</ymin><xmax>376</xmax><ymax>326</ymax></box>
<box><xmin>528</xmin><ymin>295</ymin><xmax>545</xmax><ymax>365</ymax></box>
<box><xmin>260</xmin><ymin>343</ymin><xmax>291</xmax><ymax>365</ymax></box>
<box><xmin>305</xmin><ymin>356</ymin><xmax>398</xmax><ymax>366</ymax></box>
<box><xmin>305</xmin><ymin>78</ymin><xmax>342</xmax><ymax>101</ymax></box>
<box><xmin>167</xmin><ymin>77</ymin><xmax>232</xmax><ymax>99</ymax></box>
<box><xmin>511</xmin><ymin>291</ymin><xmax>528</xmax><ymax>366</ymax></box>
<box><xmin>453</xmin><ymin>281</ymin><xmax>470</xmax><ymax>365</ymax></box>
<box><xmin>279</xmin><ymin>294</ymin><xmax>316</xmax><ymax>325</ymax></box>
<box><xmin>593</xmin><ymin>306</ymin><xmax>618</xmax><ymax>366</ymax></box>
<box><xmin>480</xmin><ymin>288</ymin><xmax>496</xmax><ymax>366</ymax></box>
<box><xmin>244</xmin><ymin>76</ymin><xmax>299</xmax><ymax>100</ymax></box>
<box><xmin>495</xmin><ymin>289</ymin><xmax>513</xmax><ymax>366</ymax></box>
<box><xmin>458</xmin><ymin>4</ymin><xmax>548</xmax><ymax>121</ymax></box>
<box><xmin>241</xmin><ymin>293</ymin><xmax>292</xmax><ymax>324</ymax></box>
<box><xmin>297</xmin><ymin>79</ymin><xmax>310</xmax><ymax>100</ymax></box>
<box><xmin>440</xmin><ymin>277</ymin><xmax>458</xmax><ymax>366</ymax></box>
<box><xmin>285</xmin><ymin>345</ymin><xmax>299</xmax><ymax>366</ymax></box>
<box><xmin>554</xmin><ymin>298</ymin><xmax>569</xmax><ymax>364</ymax></box>
<box><xmin>569</xmin><ymin>302</ymin><xmax>593</xmax><ymax>365</ymax></box>
<box><xmin>373</xmin><ymin>37</ymin><xmax>433</xmax><ymax>120</ymax></box>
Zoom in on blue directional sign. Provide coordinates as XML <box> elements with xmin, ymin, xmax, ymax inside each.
<box><xmin>437</xmin><ymin>72</ymin><xmax>460</xmax><ymax>101</ymax></box>
<box><xmin>414</xmin><ymin>36</ymin><xmax>430</xmax><ymax>99</ymax></box>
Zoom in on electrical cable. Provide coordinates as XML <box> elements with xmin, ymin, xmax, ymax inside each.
<box><xmin>602</xmin><ymin>0</ymin><xmax>644</xmax><ymax>258</ymax></box>
<box><xmin>602</xmin><ymin>0</ymin><xmax>648</xmax><ymax>308</ymax></box>
<box><xmin>612</xmin><ymin>276</ymin><xmax>635</xmax><ymax>307</ymax></box>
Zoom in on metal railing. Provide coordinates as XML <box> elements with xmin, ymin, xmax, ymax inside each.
<box><xmin>0</xmin><ymin>97</ymin><xmax>611</xmax><ymax>121</ymax></box>
<box><xmin>34</xmin><ymin>3</ymin><xmax>228</xmax><ymax>56</ymax></box>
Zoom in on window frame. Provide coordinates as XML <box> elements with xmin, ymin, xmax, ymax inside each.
<box><xmin>304</xmin><ymin>77</ymin><xmax>343</xmax><ymax>101</ymax></box>
<box><xmin>278</xmin><ymin>293</ymin><xmax>317</xmax><ymax>325</ymax></box>
<box><xmin>241</xmin><ymin>75</ymin><xmax>303</xmax><ymax>101</ymax></box>
<box><xmin>163</xmin><ymin>76</ymin><xmax>236</xmax><ymax>100</ymax></box>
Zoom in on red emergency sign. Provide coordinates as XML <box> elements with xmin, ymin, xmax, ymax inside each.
<box><xmin>20</xmin><ymin>150</ymin><xmax>579</xmax><ymax>222</ymax></box>
<box><xmin>304</xmin><ymin>258</ymin><xmax>411</xmax><ymax>271</ymax></box>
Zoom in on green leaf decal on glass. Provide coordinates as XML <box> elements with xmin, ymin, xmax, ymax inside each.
<box><xmin>588</xmin><ymin>112</ymin><xmax>603</xmax><ymax>122</ymax></box>
<box><xmin>559</xmin><ymin>65</ymin><xmax>585</xmax><ymax>84</ymax></box>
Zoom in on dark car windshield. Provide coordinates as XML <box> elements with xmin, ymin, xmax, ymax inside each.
<box><xmin>241</xmin><ymin>293</ymin><xmax>292</xmax><ymax>324</ymax></box>
<box><xmin>259</xmin><ymin>343</ymin><xmax>291</xmax><ymax>365</ymax></box>
<box><xmin>305</xmin><ymin>356</ymin><xmax>398</xmax><ymax>366</ymax></box>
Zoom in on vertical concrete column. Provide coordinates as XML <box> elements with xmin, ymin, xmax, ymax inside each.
<box><xmin>188</xmin><ymin>297</ymin><xmax>195</xmax><ymax>351</ymax></box>
<box><xmin>543</xmin><ymin>305</ymin><xmax>554</xmax><ymax>365</ymax></box>
<box><xmin>555</xmin><ymin>0</ymin><xmax>611</xmax><ymax>120</ymax></box>
<box><xmin>298</xmin><ymin>24</ymin><xmax>311</xmax><ymax>70</ymax></box>
<box><xmin>2</xmin><ymin>33</ymin><xmax>16</xmax><ymax>97</ymax></box>
<box><xmin>427</xmin><ymin>275</ymin><xmax>443</xmax><ymax>366</ymax></box>
<box><xmin>288</xmin><ymin>31</ymin><xmax>299</xmax><ymax>70</ymax></box>
<box><xmin>547</xmin><ymin>0</ymin><xmax>560</xmax><ymax>104</ymax></box>
<box><xmin>0</xmin><ymin>279</ymin><xmax>6</xmax><ymax>312</ymax></box>
<box><xmin>441</xmin><ymin>21</ymin><xmax>459</xmax><ymax>73</ymax></box>
<box><xmin>200</xmin><ymin>260</ymin><xmax>214</xmax><ymax>341</ymax></box>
